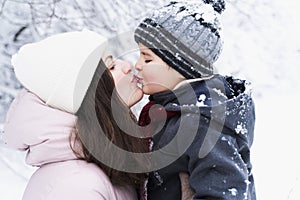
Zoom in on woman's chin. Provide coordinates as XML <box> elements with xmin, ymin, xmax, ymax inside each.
<box><xmin>127</xmin><ymin>87</ymin><xmax>143</xmax><ymax>107</ymax></box>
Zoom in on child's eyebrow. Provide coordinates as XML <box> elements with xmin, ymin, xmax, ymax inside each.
<box><xmin>141</xmin><ymin>51</ymin><xmax>151</xmax><ymax>56</ymax></box>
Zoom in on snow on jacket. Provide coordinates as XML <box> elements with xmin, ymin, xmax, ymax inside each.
<box><xmin>141</xmin><ymin>75</ymin><xmax>256</xmax><ymax>200</ymax></box>
<box><xmin>3</xmin><ymin>89</ymin><xmax>138</xmax><ymax>200</ymax></box>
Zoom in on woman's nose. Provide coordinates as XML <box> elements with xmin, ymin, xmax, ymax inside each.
<box><xmin>118</xmin><ymin>60</ymin><xmax>133</xmax><ymax>74</ymax></box>
<box><xmin>122</xmin><ymin>63</ymin><xmax>133</xmax><ymax>74</ymax></box>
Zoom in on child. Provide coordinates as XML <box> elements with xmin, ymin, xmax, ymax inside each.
<box><xmin>134</xmin><ymin>0</ymin><xmax>256</xmax><ymax>199</ymax></box>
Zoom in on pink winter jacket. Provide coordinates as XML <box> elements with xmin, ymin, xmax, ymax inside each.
<box><xmin>3</xmin><ymin>89</ymin><xmax>138</xmax><ymax>200</ymax></box>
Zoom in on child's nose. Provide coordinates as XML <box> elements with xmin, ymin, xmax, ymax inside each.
<box><xmin>135</xmin><ymin>61</ymin><xmax>142</xmax><ymax>71</ymax></box>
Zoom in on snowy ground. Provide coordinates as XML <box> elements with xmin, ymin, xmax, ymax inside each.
<box><xmin>252</xmin><ymin>91</ymin><xmax>300</xmax><ymax>200</ymax></box>
<box><xmin>1</xmin><ymin>0</ymin><xmax>300</xmax><ymax>199</ymax></box>
<box><xmin>0</xmin><ymin>142</ymin><xmax>36</xmax><ymax>200</ymax></box>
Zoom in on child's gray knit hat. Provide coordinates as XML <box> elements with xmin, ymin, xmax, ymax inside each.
<box><xmin>134</xmin><ymin>0</ymin><xmax>225</xmax><ymax>79</ymax></box>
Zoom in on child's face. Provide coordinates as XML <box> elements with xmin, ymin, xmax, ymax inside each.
<box><xmin>104</xmin><ymin>55</ymin><xmax>143</xmax><ymax>107</ymax></box>
<box><xmin>135</xmin><ymin>43</ymin><xmax>185</xmax><ymax>95</ymax></box>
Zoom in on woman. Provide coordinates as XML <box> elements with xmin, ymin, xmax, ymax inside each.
<box><xmin>3</xmin><ymin>30</ymin><xmax>148</xmax><ymax>200</ymax></box>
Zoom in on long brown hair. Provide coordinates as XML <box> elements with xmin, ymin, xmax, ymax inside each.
<box><xmin>71</xmin><ymin>59</ymin><xmax>149</xmax><ymax>188</ymax></box>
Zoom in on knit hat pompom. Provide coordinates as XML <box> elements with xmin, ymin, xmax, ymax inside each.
<box><xmin>134</xmin><ymin>0</ymin><xmax>225</xmax><ymax>79</ymax></box>
<box><xmin>203</xmin><ymin>0</ymin><xmax>226</xmax><ymax>14</ymax></box>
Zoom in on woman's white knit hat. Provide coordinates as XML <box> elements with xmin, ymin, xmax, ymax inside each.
<box><xmin>11</xmin><ymin>29</ymin><xmax>108</xmax><ymax>114</ymax></box>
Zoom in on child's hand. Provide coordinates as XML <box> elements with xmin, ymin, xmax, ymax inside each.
<box><xmin>179</xmin><ymin>172</ymin><xmax>195</xmax><ymax>200</ymax></box>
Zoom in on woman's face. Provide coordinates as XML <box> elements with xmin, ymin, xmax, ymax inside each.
<box><xmin>104</xmin><ymin>55</ymin><xmax>143</xmax><ymax>107</ymax></box>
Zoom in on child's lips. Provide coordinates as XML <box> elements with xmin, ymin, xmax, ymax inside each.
<box><xmin>132</xmin><ymin>75</ymin><xmax>143</xmax><ymax>88</ymax></box>
<box><xmin>132</xmin><ymin>75</ymin><xmax>142</xmax><ymax>83</ymax></box>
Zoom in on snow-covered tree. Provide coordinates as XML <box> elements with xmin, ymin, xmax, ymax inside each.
<box><xmin>0</xmin><ymin>0</ymin><xmax>170</xmax><ymax>123</ymax></box>
<box><xmin>1</xmin><ymin>0</ymin><xmax>299</xmax><ymax>121</ymax></box>
<box><xmin>1</xmin><ymin>1</ymin><xmax>300</xmax><ymax>199</ymax></box>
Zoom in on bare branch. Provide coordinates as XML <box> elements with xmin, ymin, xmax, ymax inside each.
<box><xmin>226</xmin><ymin>0</ymin><xmax>252</xmax><ymax>20</ymax></box>
<box><xmin>13</xmin><ymin>26</ymin><xmax>27</xmax><ymax>42</ymax></box>
<box><xmin>0</xmin><ymin>0</ymin><xmax>8</xmax><ymax>15</ymax></box>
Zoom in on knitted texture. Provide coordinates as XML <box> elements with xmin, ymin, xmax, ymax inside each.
<box><xmin>134</xmin><ymin>0</ymin><xmax>225</xmax><ymax>78</ymax></box>
<box><xmin>11</xmin><ymin>29</ymin><xmax>107</xmax><ymax>114</ymax></box>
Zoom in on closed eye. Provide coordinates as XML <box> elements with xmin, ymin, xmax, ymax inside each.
<box><xmin>145</xmin><ymin>59</ymin><xmax>152</xmax><ymax>63</ymax></box>
<box><xmin>108</xmin><ymin>64</ymin><xmax>116</xmax><ymax>70</ymax></box>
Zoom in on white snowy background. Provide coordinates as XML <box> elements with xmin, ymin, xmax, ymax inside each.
<box><xmin>0</xmin><ymin>0</ymin><xmax>300</xmax><ymax>199</ymax></box>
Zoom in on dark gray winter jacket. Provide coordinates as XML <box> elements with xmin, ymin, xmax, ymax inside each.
<box><xmin>143</xmin><ymin>75</ymin><xmax>256</xmax><ymax>200</ymax></box>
